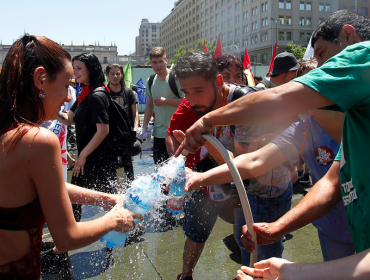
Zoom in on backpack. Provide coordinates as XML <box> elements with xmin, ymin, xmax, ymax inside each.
<box><xmin>148</xmin><ymin>70</ymin><xmax>180</xmax><ymax>98</ymax></box>
<box><xmin>92</xmin><ymin>87</ymin><xmax>136</xmax><ymax>157</ymax></box>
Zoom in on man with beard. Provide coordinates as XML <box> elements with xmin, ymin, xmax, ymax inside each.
<box><xmin>106</xmin><ymin>63</ymin><xmax>140</xmax><ymax>183</ymax></box>
<box><xmin>173</xmin><ymin>52</ymin><xmax>292</xmax><ymax>280</ymax></box>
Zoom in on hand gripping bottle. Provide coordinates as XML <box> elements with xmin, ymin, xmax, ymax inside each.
<box><xmin>167</xmin><ymin>161</ymin><xmax>187</xmax><ymax>215</ymax></box>
<box><xmin>100</xmin><ymin>173</ymin><xmax>161</xmax><ymax>248</ymax></box>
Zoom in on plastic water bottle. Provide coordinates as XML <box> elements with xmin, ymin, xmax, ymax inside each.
<box><xmin>100</xmin><ymin>174</ymin><xmax>161</xmax><ymax>248</ymax></box>
<box><xmin>167</xmin><ymin>161</ymin><xmax>187</xmax><ymax>215</ymax></box>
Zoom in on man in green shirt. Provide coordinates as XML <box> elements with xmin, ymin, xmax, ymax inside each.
<box><xmin>176</xmin><ymin>10</ymin><xmax>370</xmax><ymax>279</ymax></box>
<box><xmin>143</xmin><ymin>47</ymin><xmax>184</xmax><ymax>164</ymax></box>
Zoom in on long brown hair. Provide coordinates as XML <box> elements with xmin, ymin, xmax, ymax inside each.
<box><xmin>0</xmin><ymin>34</ymin><xmax>71</xmax><ymax>151</ymax></box>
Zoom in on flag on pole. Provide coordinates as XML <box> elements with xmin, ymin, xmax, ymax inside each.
<box><xmin>214</xmin><ymin>34</ymin><xmax>222</xmax><ymax>58</ymax></box>
<box><xmin>243</xmin><ymin>48</ymin><xmax>254</xmax><ymax>78</ymax></box>
<box><xmin>268</xmin><ymin>42</ymin><xmax>277</xmax><ymax>74</ymax></box>
<box><xmin>303</xmin><ymin>36</ymin><xmax>314</xmax><ymax>61</ymax></box>
<box><xmin>123</xmin><ymin>61</ymin><xmax>132</xmax><ymax>88</ymax></box>
<box><xmin>204</xmin><ymin>40</ymin><xmax>208</xmax><ymax>52</ymax></box>
<box><xmin>136</xmin><ymin>78</ymin><xmax>147</xmax><ymax>104</ymax></box>
<box><xmin>104</xmin><ymin>74</ymin><xmax>109</xmax><ymax>86</ymax></box>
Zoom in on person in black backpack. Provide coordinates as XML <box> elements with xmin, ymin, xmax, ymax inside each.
<box><xmin>106</xmin><ymin>63</ymin><xmax>141</xmax><ymax>183</ymax></box>
<box><xmin>143</xmin><ymin>47</ymin><xmax>184</xmax><ymax>165</ymax></box>
<box><xmin>58</xmin><ymin>53</ymin><xmax>118</xmax><ymax>222</ymax></box>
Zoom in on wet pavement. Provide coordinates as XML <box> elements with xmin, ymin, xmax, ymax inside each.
<box><xmin>42</xmin><ymin>145</ymin><xmax>323</xmax><ymax>280</ymax></box>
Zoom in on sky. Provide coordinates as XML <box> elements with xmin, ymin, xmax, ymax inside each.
<box><xmin>1</xmin><ymin>0</ymin><xmax>177</xmax><ymax>55</ymax></box>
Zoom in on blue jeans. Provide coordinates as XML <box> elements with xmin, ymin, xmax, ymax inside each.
<box><xmin>234</xmin><ymin>183</ymin><xmax>293</xmax><ymax>266</ymax></box>
<box><xmin>318</xmin><ymin>230</ymin><xmax>355</xmax><ymax>261</ymax></box>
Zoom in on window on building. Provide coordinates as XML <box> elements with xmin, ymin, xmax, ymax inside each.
<box><xmin>243</xmin><ymin>0</ymin><xmax>248</xmax><ymax>6</ymax></box>
<box><xmin>262</xmin><ymin>54</ymin><xmax>267</xmax><ymax>64</ymax></box>
<box><xmin>286</xmin><ymin>32</ymin><xmax>291</xmax><ymax>40</ymax></box>
<box><xmin>279</xmin><ymin>0</ymin><xmax>284</xmax><ymax>9</ymax></box>
<box><xmin>306</xmin><ymin>17</ymin><xmax>311</xmax><ymax>25</ymax></box>
<box><xmin>216</xmin><ymin>13</ymin><xmax>219</xmax><ymax>20</ymax></box>
<box><xmin>243</xmin><ymin>11</ymin><xmax>248</xmax><ymax>19</ymax></box>
<box><xmin>228</xmin><ymin>31</ymin><xmax>233</xmax><ymax>38</ymax></box>
<box><xmin>307</xmin><ymin>32</ymin><xmax>312</xmax><ymax>41</ymax></box>
<box><xmin>266</xmin><ymin>2</ymin><xmax>268</xmax><ymax>10</ymax></box>
<box><xmin>235</xmin><ymin>2</ymin><xmax>240</xmax><ymax>10</ymax></box>
<box><xmin>235</xmin><ymin>28</ymin><xmax>240</xmax><ymax>36</ymax></box>
<box><xmin>211</xmin><ymin>27</ymin><xmax>214</xmax><ymax>34</ymax></box>
<box><xmin>216</xmin><ymin>24</ymin><xmax>219</xmax><ymax>31</ymax></box>
<box><xmin>255</xmin><ymin>35</ymin><xmax>258</xmax><ymax>43</ymax></box>
<box><xmin>286</xmin><ymin>16</ymin><xmax>291</xmax><ymax>25</ymax></box>
<box><xmin>262</xmin><ymin>3</ymin><xmax>265</xmax><ymax>11</ymax></box>
<box><xmin>306</xmin><ymin>2</ymin><xmax>311</xmax><ymax>11</ymax></box>
<box><xmin>221</xmin><ymin>33</ymin><xmax>225</xmax><ymax>40</ymax></box>
<box><xmin>222</xmin><ymin>22</ymin><xmax>226</xmax><ymax>29</ymax></box>
<box><xmin>279</xmin><ymin>15</ymin><xmax>284</xmax><ymax>24</ymax></box>
<box><xmin>362</xmin><ymin>7</ymin><xmax>368</xmax><ymax>16</ymax></box>
<box><xmin>279</xmin><ymin>32</ymin><xmax>285</xmax><ymax>40</ymax></box>
<box><xmin>326</xmin><ymin>4</ymin><xmax>331</xmax><ymax>12</ymax></box>
<box><xmin>265</xmin><ymin>32</ymin><xmax>268</xmax><ymax>41</ymax></box>
<box><xmin>300</xmin><ymin>1</ymin><xmax>304</xmax><ymax>10</ymax></box>
<box><xmin>228</xmin><ymin>6</ymin><xmax>232</xmax><ymax>13</ymax></box>
<box><xmin>235</xmin><ymin>14</ymin><xmax>240</xmax><ymax>23</ymax></box>
<box><xmin>252</xmin><ymin>37</ymin><xmax>254</xmax><ymax>44</ymax></box>
<box><xmin>300</xmin><ymin>17</ymin><xmax>305</xmax><ymax>25</ymax></box>
<box><xmin>222</xmin><ymin>9</ymin><xmax>225</xmax><ymax>17</ymax></box>
<box><xmin>319</xmin><ymin>3</ymin><xmax>324</xmax><ymax>11</ymax></box>
<box><xmin>286</xmin><ymin>0</ymin><xmax>291</xmax><ymax>9</ymax></box>
<box><xmin>228</xmin><ymin>18</ymin><xmax>232</xmax><ymax>26</ymax></box>
<box><xmin>300</xmin><ymin>32</ymin><xmax>305</xmax><ymax>41</ymax></box>
<box><xmin>252</xmin><ymin>22</ymin><xmax>255</xmax><ymax>30</ymax></box>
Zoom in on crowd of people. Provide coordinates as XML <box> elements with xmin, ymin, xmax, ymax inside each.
<box><xmin>1</xmin><ymin>8</ymin><xmax>370</xmax><ymax>280</ymax></box>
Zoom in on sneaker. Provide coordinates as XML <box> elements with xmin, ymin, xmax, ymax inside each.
<box><xmin>177</xmin><ymin>273</ymin><xmax>193</xmax><ymax>280</ymax></box>
<box><xmin>300</xmin><ymin>173</ymin><xmax>310</xmax><ymax>184</ymax></box>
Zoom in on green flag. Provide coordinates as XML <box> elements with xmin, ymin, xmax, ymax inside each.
<box><xmin>104</xmin><ymin>73</ymin><xmax>109</xmax><ymax>86</ymax></box>
<box><xmin>123</xmin><ymin>61</ymin><xmax>132</xmax><ymax>88</ymax></box>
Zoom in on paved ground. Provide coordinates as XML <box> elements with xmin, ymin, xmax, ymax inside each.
<box><xmin>42</xmin><ymin>145</ymin><xmax>323</xmax><ymax>280</ymax></box>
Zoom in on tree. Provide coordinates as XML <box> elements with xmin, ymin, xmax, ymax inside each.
<box><xmin>196</xmin><ymin>38</ymin><xmax>217</xmax><ymax>55</ymax></box>
<box><xmin>169</xmin><ymin>45</ymin><xmax>195</xmax><ymax>64</ymax></box>
<box><xmin>286</xmin><ymin>41</ymin><xmax>307</xmax><ymax>60</ymax></box>
<box><xmin>144</xmin><ymin>59</ymin><xmax>151</xmax><ymax>65</ymax></box>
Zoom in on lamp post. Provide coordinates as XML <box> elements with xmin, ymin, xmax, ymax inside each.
<box><xmin>223</xmin><ymin>44</ymin><xmax>242</xmax><ymax>61</ymax></box>
<box><xmin>270</xmin><ymin>17</ymin><xmax>278</xmax><ymax>52</ymax></box>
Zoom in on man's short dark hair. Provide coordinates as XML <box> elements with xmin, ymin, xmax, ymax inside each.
<box><xmin>173</xmin><ymin>51</ymin><xmax>218</xmax><ymax>82</ymax></box>
<box><xmin>312</xmin><ymin>9</ymin><xmax>370</xmax><ymax>48</ymax></box>
<box><xmin>149</xmin><ymin>47</ymin><xmax>166</xmax><ymax>60</ymax></box>
<box><xmin>216</xmin><ymin>54</ymin><xmax>244</xmax><ymax>73</ymax></box>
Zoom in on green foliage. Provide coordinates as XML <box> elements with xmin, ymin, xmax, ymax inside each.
<box><xmin>144</xmin><ymin>59</ymin><xmax>151</xmax><ymax>65</ymax></box>
<box><xmin>168</xmin><ymin>38</ymin><xmax>217</xmax><ymax>65</ymax></box>
<box><xmin>169</xmin><ymin>45</ymin><xmax>195</xmax><ymax>64</ymax></box>
<box><xmin>196</xmin><ymin>38</ymin><xmax>217</xmax><ymax>55</ymax></box>
<box><xmin>286</xmin><ymin>41</ymin><xmax>307</xmax><ymax>60</ymax></box>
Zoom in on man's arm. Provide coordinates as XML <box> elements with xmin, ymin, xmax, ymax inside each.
<box><xmin>175</xmin><ymin>82</ymin><xmax>334</xmax><ymax>156</ymax></box>
<box><xmin>186</xmin><ymin>143</ymin><xmax>288</xmax><ymax>191</ymax></box>
<box><xmin>241</xmin><ymin>160</ymin><xmax>342</xmax><ymax>252</ymax></box>
<box><xmin>143</xmin><ymin>98</ymin><xmax>154</xmax><ymax>130</ymax></box>
<box><xmin>166</xmin><ymin>132</ymin><xmax>180</xmax><ymax>156</ymax></box>
<box><xmin>238</xmin><ymin>249</ymin><xmax>370</xmax><ymax>280</ymax></box>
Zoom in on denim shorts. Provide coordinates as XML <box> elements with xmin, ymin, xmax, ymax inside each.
<box><xmin>234</xmin><ymin>182</ymin><xmax>293</xmax><ymax>266</ymax></box>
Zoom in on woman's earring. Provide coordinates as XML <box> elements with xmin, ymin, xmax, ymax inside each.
<box><xmin>39</xmin><ymin>87</ymin><xmax>45</xmax><ymax>100</ymax></box>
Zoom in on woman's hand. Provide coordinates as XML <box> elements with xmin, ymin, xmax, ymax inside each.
<box><xmin>236</xmin><ymin>258</ymin><xmax>293</xmax><ymax>280</ymax></box>
<box><xmin>185</xmin><ymin>169</ymin><xmax>206</xmax><ymax>192</ymax></box>
<box><xmin>73</xmin><ymin>154</ymin><xmax>87</xmax><ymax>177</ymax></box>
<box><xmin>101</xmin><ymin>194</ymin><xmax>125</xmax><ymax>210</ymax></box>
<box><xmin>110</xmin><ymin>204</ymin><xmax>143</xmax><ymax>233</ymax></box>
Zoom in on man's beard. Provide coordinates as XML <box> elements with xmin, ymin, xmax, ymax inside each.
<box><xmin>191</xmin><ymin>84</ymin><xmax>218</xmax><ymax>117</ymax></box>
<box><xmin>110</xmin><ymin>81</ymin><xmax>121</xmax><ymax>87</ymax></box>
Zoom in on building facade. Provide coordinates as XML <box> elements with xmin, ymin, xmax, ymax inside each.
<box><xmin>0</xmin><ymin>42</ymin><xmax>147</xmax><ymax>69</ymax></box>
<box><xmin>160</xmin><ymin>0</ymin><xmax>369</xmax><ymax>64</ymax></box>
<box><xmin>135</xmin><ymin>18</ymin><xmax>161</xmax><ymax>56</ymax></box>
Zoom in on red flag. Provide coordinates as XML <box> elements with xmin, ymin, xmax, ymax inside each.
<box><xmin>214</xmin><ymin>34</ymin><xmax>222</xmax><ymax>58</ymax></box>
<box><xmin>243</xmin><ymin>48</ymin><xmax>253</xmax><ymax>77</ymax></box>
<box><xmin>204</xmin><ymin>40</ymin><xmax>208</xmax><ymax>52</ymax></box>
<box><xmin>268</xmin><ymin>42</ymin><xmax>277</xmax><ymax>73</ymax></box>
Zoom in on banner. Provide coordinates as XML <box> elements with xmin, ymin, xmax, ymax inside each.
<box><xmin>204</xmin><ymin>40</ymin><xmax>208</xmax><ymax>52</ymax></box>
